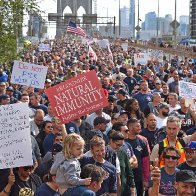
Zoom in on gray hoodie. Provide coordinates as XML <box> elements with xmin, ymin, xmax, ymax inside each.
<box><xmin>50</xmin><ymin>152</ymin><xmax>85</xmax><ymax>190</ymax></box>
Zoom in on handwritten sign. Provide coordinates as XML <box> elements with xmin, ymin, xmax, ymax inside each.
<box><xmin>98</xmin><ymin>39</ymin><xmax>109</xmax><ymax>48</ymax></box>
<box><xmin>45</xmin><ymin>70</ymin><xmax>109</xmax><ymax>124</ymax></box>
<box><xmin>148</xmin><ymin>49</ymin><xmax>163</xmax><ymax>62</ymax></box>
<box><xmin>0</xmin><ymin>103</ymin><xmax>33</xmax><ymax>169</ymax></box>
<box><xmin>134</xmin><ymin>52</ymin><xmax>148</xmax><ymax>65</ymax></box>
<box><xmin>179</xmin><ymin>81</ymin><xmax>196</xmax><ymax>99</ymax></box>
<box><xmin>121</xmin><ymin>43</ymin><xmax>128</xmax><ymax>52</ymax></box>
<box><xmin>11</xmin><ymin>60</ymin><xmax>48</xmax><ymax>89</ymax></box>
<box><xmin>39</xmin><ymin>43</ymin><xmax>51</xmax><ymax>52</ymax></box>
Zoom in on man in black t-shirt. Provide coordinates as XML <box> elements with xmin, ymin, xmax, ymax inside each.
<box><xmin>170</xmin><ymin>98</ymin><xmax>196</xmax><ymax>133</ymax></box>
<box><xmin>123</xmin><ymin>69</ymin><xmax>137</xmax><ymax>96</ymax></box>
<box><xmin>116</xmin><ymin>89</ymin><xmax>129</xmax><ymax>110</ymax></box>
<box><xmin>126</xmin><ymin>118</ymin><xmax>149</xmax><ymax>196</ymax></box>
<box><xmin>80</xmin><ymin>137</ymin><xmax>117</xmax><ymax>196</ymax></box>
<box><xmin>141</xmin><ymin>113</ymin><xmax>159</xmax><ymax>151</ymax></box>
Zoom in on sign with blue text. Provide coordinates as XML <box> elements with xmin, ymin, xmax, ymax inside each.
<box><xmin>39</xmin><ymin>43</ymin><xmax>51</xmax><ymax>52</ymax></box>
<box><xmin>11</xmin><ymin>60</ymin><xmax>48</xmax><ymax>89</ymax></box>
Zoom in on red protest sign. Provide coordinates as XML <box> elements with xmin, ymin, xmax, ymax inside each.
<box><xmin>45</xmin><ymin>70</ymin><xmax>109</xmax><ymax>124</ymax></box>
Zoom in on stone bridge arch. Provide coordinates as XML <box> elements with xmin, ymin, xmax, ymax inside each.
<box><xmin>56</xmin><ymin>0</ymin><xmax>92</xmax><ymax>37</ymax></box>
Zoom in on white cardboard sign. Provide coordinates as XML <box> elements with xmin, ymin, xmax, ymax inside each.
<box><xmin>134</xmin><ymin>52</ymin><xmax>148</xmax><ymax>65</ymax></box>
<box><xmin>0</xmin><ymin>103</ymin><xmax>33</xmax><ymax>169</ymax></box>
<box><xmin>11</xmin><ymin>60</ymin><xmax>48</xmax><ymax>89</ymax></box>
<box><xmin>39</xmin><ymin>43</ymin><xmax>51</xmax><ymax>52</ymax></box>
<box><xmin>179</xmin><ymin>81</ymin><xmax>196</xmax><ymax>99</ymax></box>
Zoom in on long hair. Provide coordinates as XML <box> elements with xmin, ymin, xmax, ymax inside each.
<box><xmin>63</xmin><ymin>133</ymin><xmax>85</xmax><ymax>159</ymax></box>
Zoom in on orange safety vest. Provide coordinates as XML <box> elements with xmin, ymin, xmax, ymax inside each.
<box><xmin>159</xmin><ymin>138</ymin><xmax>186</xmax><ymax>168</ymax></box>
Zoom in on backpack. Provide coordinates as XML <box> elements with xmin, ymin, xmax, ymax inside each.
<box><xmin>158</xmin><ymin>138</ymin><xmax>186</xmax><ymax>157</ymax></box>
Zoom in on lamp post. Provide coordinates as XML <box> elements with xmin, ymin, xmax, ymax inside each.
<box><xmin>156</xmin><ymin>0</ymin><xmax>160</xmax><ymax>45</ymax></box>
<box><xmin>119</xmin><ymin>0</ymin><xmax>121</xmax><ymax>37</ymax></box>
<box><xmin>136</xmin><ymin>0</ymin><xmax>140</xmax><ymax>40</ymax></box>
<box><xmin>174</xmin><ymin>0</ymin><xmax>177</xmax><ymax>48</ymax></box>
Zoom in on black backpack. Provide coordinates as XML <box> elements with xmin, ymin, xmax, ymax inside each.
<box><xmin>158</xmin><ymin>138</ymin><xmax>186</xmax><ymax>157</ymax></box>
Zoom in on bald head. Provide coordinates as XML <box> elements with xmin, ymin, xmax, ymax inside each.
<box><xmin>34</xmin><ymin>109</ymin><xmax>44</xmax><ymax>125</ymax></box>
<box><xmin>146</xmin><ymin>113</ymin><xmax>157</xmax><ymax>130</ymax></box>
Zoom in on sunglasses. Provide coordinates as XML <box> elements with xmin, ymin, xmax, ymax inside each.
<box><xmin>164</xmin><ymin>155</ymin><xmax>179</xmax><ymax>160</ymax></box>
<box><xmin>46</xmin><ymin>126</ymin><xmax>53</xmax><ymax>128</ymax></box>
<box><xmin>184</xmin><ymin>150</ymin><xmax>196</xmax><ymax>154</ymax></box>
<box><xmin>23</xmin><ymin>166</ymin><xmax>34</xmax><ymax>172</ymax></box>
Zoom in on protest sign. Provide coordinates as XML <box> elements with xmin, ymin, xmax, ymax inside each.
<box><xmin>39</xmin><ymin>43</ymin><xmax>51</xmax><ymax>51</ymax></box>
<box><xmin>11</xmin><ymin>60</ymin><xmax>48</xmax><ymax>89</ymax></box>
<box><xmin>179</xmin><ymin>81</ymin><xmax>196</xmax><ymax>99</ymax></box>
<box><xmin>134</xmin><ymin>52</ymin><xmax>148</xmax><ymax>65</ymax></box>
<box><xmin>148</xmin><ymin>49</ymin><xmax>163</xmax><ymax>62</ymax></box>
<box><xmin>0</xmin><ymin>103</ymin><xmax>33</xmax><ymax>169</ymax></box>
<box><xmin>45</xmin><ymin>70</ymin><xmax>109</xmax><ymax>124</ymax></box>
<box><xmin>98</xmin><ymin>39</ymin><xmax>109</xmax><ymax>48</ymax></box>
<box><xmin>93</xmin><ymin>38</ymin><xmax>97</xmax><ymax>42</ymax></box>
<box><xmin>121</xmin><ymin>43</ymin><xmax>128</xmax><ymax>52</ymax></box>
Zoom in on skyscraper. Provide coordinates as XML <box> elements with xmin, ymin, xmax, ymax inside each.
<box><xmin>129</xmin><ymin>0</ymin><xmax>135</xmax><ymax>38</ymax></box>
<box><xmin>190</xmin><ymin>0</ymin><xmax>196</xmax><ymax>38</ymax></box>
<box><xmin>180</xmin><ymin>15</ymin><xmax>189</xmax><ymax>36</ymax></box>
<box><xmin>164</xmin><ymin>14</ymin><xmax>173</xmax><ymax>34</ymax></box>
<box><xmin>145</xmin><ymin>12</ymin><xmax>157</xmax><ymax>30</ymax></box>
<box><xmin>121</xmin><ymin>6</ymin><xmax>129</xmax><ymax>27</ymax></box>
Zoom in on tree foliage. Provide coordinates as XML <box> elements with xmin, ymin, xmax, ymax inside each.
<box><xmin>0</xmin><ymin>0</ymin><xmax>40</xmax><ymax>63</ymax></box>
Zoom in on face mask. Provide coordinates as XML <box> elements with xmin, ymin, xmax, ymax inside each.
<box><xmin>162</xmin><ymin>111</ymin><xmax>169</xmax><ymax>117</ymax></box>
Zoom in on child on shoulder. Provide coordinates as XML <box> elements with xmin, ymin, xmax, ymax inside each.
<box><xmin>50</xmin><ymin>133</ymin><xmax>91</xmax><ymax>195</ymax></box>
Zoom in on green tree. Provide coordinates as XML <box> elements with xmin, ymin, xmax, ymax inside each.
<box><xmin>0</xmin><ymin>0</ymin><xmax>40</xmax><ymax>63</ymax></box>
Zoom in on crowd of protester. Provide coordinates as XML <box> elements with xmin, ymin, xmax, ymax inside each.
<box><xmin>0</xmin><ymin>37</ymin><xmax>196</xmax><ymax>196</ymax></box>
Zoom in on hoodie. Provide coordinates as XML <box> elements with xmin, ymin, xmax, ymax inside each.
<box><xmin>50</xmin><ymin>152</ymin><xmax>85</xmax><ymax>193</ymax></box>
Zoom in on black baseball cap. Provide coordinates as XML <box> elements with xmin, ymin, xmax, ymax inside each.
<box><xmin>0</xmin><ymin>94</ymin><xmax>10</xmax><ymax>100</ymax></box>
<box><xmin>94</xmin><ymin>117</ymin><xmax>110</xmax><ymax>126</ymax></box>
<box><xmin>108</xmin><ymin>95</ymin><xmax>117</xmax><ymax>102</ymax></box>
<box><xmin>176</xmin><ymin>170</ymin><xmax>196</xmax><ymax>183</ymax></box>
<box><xmin>6</xmin><ymin>86</ymin><xmax>14</xmax><ymax>91</ymax></box>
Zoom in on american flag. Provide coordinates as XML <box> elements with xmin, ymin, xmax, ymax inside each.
<box><xmin>67</xmin><ymin>21</ymin><xmax>86</xmax><ymax>37</ymax></box>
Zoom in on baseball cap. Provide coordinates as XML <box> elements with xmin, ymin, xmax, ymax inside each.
<box><xmin>118</xmin><ymin>110</ymin><xmax>129</xmax><ymax>116</ymax></box>
<box><xmin>176</xmin><ymin>170</ymin><xmax>196</xmax><ymax>183</ymax></box>
<box><xmin>46</xmin><ymin>79</ymin><xmax>52</xmax><ymax>83</ymax></box>
<box><xmin>6</xmin><ymin>86</ymin><xmax>14</xmax><ymax>91</ymax></box>
<box><xmin>94</xmin><ymin>116</ymin><xmax>110</xmax><ymax>126</ymax></box>
<box><xmin>108</xmin><ymin>95</ymin><xmax>117</xmax><ymax>102</ymax></box>
<box><xmin>51</xmin><ymin>142</ymin><xmax>63</xmax><ymax>156</ymax></box>
<box><xmin>155</xmin><ymin>80</ymin><xmax>161</xmax><ymax>84</ymax></box>
<box><xmin>188</xmin><ymin>70</ymin><xmax>193</xmax><ymax>74</ymax></box>
<box><xmin>0</xmin><ymin>94</ymin><xmax>10</xmax><ymax>100</ymax></box>
<box><xmin>0</xmin><ymin>82</ymin><xmax>6</xmax><ymax>86</ymax></box>
<box><xmin>184</xmin><ymin>141</ymin><xmax>196</xmax><ymax>149</ymax></box>
<box><xmin>157</xmin><ymin>102</ymin><xmax>169</xmax><ymax>110</ymax></box>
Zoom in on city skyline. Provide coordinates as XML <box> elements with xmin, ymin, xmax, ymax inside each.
<box><xmin>37</xmin><ymin>0</ymin><xmax>190</xmax><ymax>38</ymax></box>
<box><xmin>39</xmin><ymin>0</ymin><xmax>189</xmax><ymax>21</ymax></box>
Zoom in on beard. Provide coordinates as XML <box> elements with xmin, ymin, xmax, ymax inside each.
<box><xmin>162</xmin><ymin>111</ymin><xmax>169</xmax><ymax>117</ymax></box>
